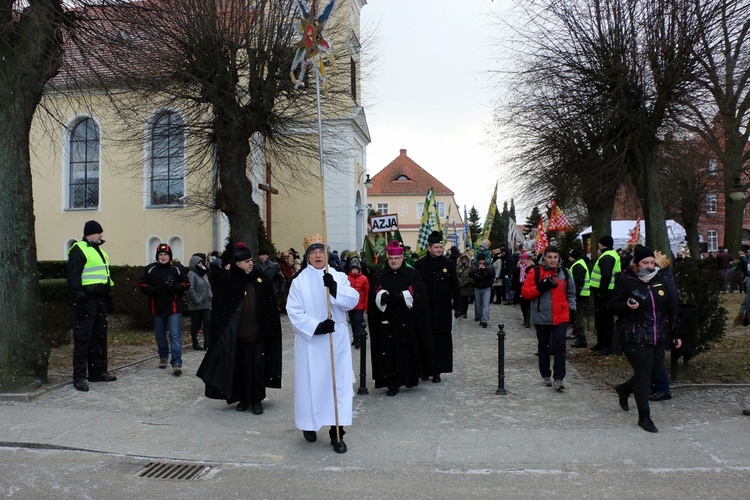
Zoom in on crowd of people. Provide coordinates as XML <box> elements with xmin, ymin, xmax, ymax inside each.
<box><xmin>68</xmin><ymin>220</ymin><xmax>748</xmax><ymax>453</ymax></box>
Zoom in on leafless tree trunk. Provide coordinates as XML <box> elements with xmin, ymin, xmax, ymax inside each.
<box><xmin>0</xmin><ymin>0</ymin><xmax>72</xmax><ymax>388</ymax></box>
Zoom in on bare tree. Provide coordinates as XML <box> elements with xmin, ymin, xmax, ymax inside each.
<box><xmin>0</xmin><ymin>1</ymin><xmax>80</xmax><ymax>388</ymax></box>
<box><xmin>660</xmin><ymin>132</ymin><xmax>717</xmax><ymax>257</ymax></box>
<box><xmin>500</xmin><ymin>0</ymin><xmax>702</xmax><ymax>253</ymax></box>
<box><xmin>672</xmin><ymin>0</ymin><xmax>750</xmax><ymax>255</ymax></box>
<box><xmin>64</xmin><ymin>0</ymin><xmax>360</xmax><ymax>251</ymax></box>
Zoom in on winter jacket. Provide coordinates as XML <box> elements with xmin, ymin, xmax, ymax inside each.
<box><xmin>469</xmin><ymin>262</ymin><xmax>495</xmax><ymax>289</ymax></box>
<box><xmin>347</xmin><ymin>272</ymin><xmax>370</xmax><ymax>312</ymax></box>
<box><xmin>187</xmin><ymin>254</ymin><xmax>213</xmax><ymax>311</ymax></box>
<box><xmin>139</xmin><ymin>262</ymin><xmax>190</xmax><ymax>316</ymax></box>
<box><xmin>608</xmin><ymin>268</ymin><xmax>679</xmax><ymax>345</ymax></box>
<box><xmin>456</xmin><ymin>255</ymin><xmax>474</xmax><ymax>297</ymax></box>
<box><xmin>521</xmin><ymin>266</ymin><xmax>576</xmax><ymax>326</ymax></box>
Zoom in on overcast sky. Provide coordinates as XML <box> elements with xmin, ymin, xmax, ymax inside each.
<box><xmin>360</xmin><ymin>0</ymin><xmax>517</xmax><ymax>223</ymax></box>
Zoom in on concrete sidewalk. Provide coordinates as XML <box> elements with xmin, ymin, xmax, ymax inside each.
<box><xmin>1</xmin><ymin>304</ymin><xmax>749</xmax><ymax>497</ymax></box>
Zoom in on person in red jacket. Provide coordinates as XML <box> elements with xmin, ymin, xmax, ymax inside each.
<box><xmin>347</xmin><ymin>257</ymin><xmax>369</xmax><ymax>349</ymax></box>
<box><xmin>521</xmin><ymin>245</ymin><xmax>576</xmax><ymax>391</ymax></box>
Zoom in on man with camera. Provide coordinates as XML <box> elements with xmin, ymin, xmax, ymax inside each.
<box><xmin>521</xmin><ymin>246</ymin><xmax>576</xmax><ymax>391</ymax></box>
<box><xmin>139</xmin><ymin>243</ymin><xmax>190</xmax><ymax>376</ymax></box>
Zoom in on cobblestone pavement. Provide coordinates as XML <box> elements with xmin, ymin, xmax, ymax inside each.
<box><xmin>1</xmin><ymin>303</ymin><xmax>749</xmax><ymax>498</ymax></box>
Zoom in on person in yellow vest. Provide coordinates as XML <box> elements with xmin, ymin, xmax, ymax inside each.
<box><xmin>67</xmin><ymin>220</ymin><xmax>116</xmax><ymax>392</ymax></box>
<box><xmin>568</xmin><ymin>248</ymin><xmax>591</xmax><ymax>348</ymax></box>
<box><xmin>589</xmin><ymin>235</ymin><xmax>622</xmax><ymax>355</ymax></box>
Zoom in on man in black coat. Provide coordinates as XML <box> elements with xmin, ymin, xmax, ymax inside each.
<box><xmin>414</xmin><ymin>231</ymin><xmax>461</xmax><ymax>383</ymax></box>
<box><xmin>196</xmin><ymin>243</ymin><xmax>282</xmax><ymax>415</ymax></box>
<box><xmin>368</xmin><ymin>240</ymin><xmax>433</xmax><ymax>396</ymax></box>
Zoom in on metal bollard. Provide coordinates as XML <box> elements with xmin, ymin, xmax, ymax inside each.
<box><xmin>357</xmin><ymin>327</ymin><xmax>369</xmax><ymax>395</ymax></box>
<box><xmin>496</xmin><ymin>323</ymin><xmax>507</xmax><ymax>395</ymax></box>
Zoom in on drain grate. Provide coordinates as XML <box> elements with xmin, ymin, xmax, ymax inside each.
<box><xmin>136</xmin><ymin>461</ymin><xmax>209</xmax><ymax>480</ymax></box>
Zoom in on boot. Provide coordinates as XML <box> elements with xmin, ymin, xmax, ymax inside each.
<box><xmin>614</xmin><ymin>383</ymin><xmax>629</xmax><ymax>411</ymax></box>
<box><xmin>191</xmin><ymin>331</ymin><xmax>204</xmax><ymax>350</ymax></box>
<box><xmin>637</xmin><ymin>407</ymin><xmax>658</xmax><ymax>433</ymax></box>
<box><xmin>329</xmin><ymin>426</ymin><xmax>347</xmax><ymax>453</ymax></box>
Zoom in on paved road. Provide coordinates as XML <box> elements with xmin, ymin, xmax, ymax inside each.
<box><xmin>1</xmin><ymin>304</ymin><xmax>749</xmax><ymax>498</ymax></box>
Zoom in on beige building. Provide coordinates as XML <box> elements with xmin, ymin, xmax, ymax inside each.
<box><xmin>30</xmin><ymin>0</ymin><xmax>370</xmax><ymax>265</ymax></box>
<box><xmin>366</xmin><ymin>149</ymin><xmax>464</xmax><ymax>251</ymax></box>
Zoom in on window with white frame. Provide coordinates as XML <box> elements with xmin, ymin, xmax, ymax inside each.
<box><xmin>706</xmin><ymin>194</ymin><xmax>718</xmax><ymax>214</ymax></box>
<box><xmin>707</xmin><ymin>229</ymin><xmax>718</xmax><ymax>252</ymax></box>
<box><xmin>708</xmin><ymin>158</ymin><xmax>718</xmax><ymax>176</ymax></box>
<box><xmin>147</xmin><ymin>111</ymin><xmax>185</xmax><ymax>207</ymax></box>
<box><xmin>417</xmin><ymin>201</ymin><xmax>446</xmax><ymax>219</ymax></box>
<box><xmin>376</xmin><ymin>203</ymin><xmax>389</xmax><ymax>215</ymax></box>
<box><xmin>67</xmin><ymin>117</ymin><xmax>100</xmax><ymax>209</ymax></box>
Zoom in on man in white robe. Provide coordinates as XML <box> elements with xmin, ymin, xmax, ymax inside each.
<box><xmin>287</xmin><ymin>238</ymin><xmax>359</xmax><ymax>453</ymax></box>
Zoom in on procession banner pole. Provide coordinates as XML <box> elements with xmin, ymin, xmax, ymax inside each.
<box><xmin>291</xmin><ymin>0</ymin><xmax>340</xmax><ymax>443</ymax></box>
<box><xmin>316</xmin><ymin>69</ymin><xmax>341</xmax><ymax>444</ymax></box>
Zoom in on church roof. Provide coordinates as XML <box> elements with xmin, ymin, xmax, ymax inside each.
<box><xmin>368</xmin><ymin>149</ymin><xmax>454</xmax><ymax>196</ymax></box>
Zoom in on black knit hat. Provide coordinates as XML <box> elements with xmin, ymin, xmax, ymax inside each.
<box><xmin>233</xmin><ymin>242</ymin><xmax>252</xmax><ymax>262</ymax></box>
<box><xmin>83</xmin><ymin>220</ymin><xmax>103</xmax><ymax>236</ymax></box>
<box><xmin>427</xmin><ymin>231</ymin><xmax>443</xmax><ymax>245</ymax></box>
<box><xmin>155</xmin><ymin>243</ymin><xmax>172</xmax><ymax>260</ymax></box>
<box><xmin>632</xmin><ymin>245</ymin><xmax>655</xmax><ymax>264</ymax></box>
<box><xmin>599</xmin><ymin>235</ymin><xmax>614</xmax><ymax>248</ymax></box>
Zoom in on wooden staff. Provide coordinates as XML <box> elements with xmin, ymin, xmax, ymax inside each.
<box><xmin>315</xmin><ymin>70</ymin><xmax>341</xmax><ymax>445</ymax></box>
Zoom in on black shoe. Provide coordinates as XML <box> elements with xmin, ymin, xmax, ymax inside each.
<box><xmin>474</xmin><ymin>318</ymin><xmax>480</xmax><ymax>322</ymax></box>
<box><xmin>192</xmin><ymin>344</ymin><xmax>205</xmax><ymax>350</ymax></box>
<box><xmin>649</xmin><ymin>392</ymin><xmax>672</xmax><ymax>402</ymax></box>
<box><xmin>73</xmin><ymin>380</ymin><xmax>89</xmax><ymax>392</ymax></box>
<box><xmin>589</xmin><ymin>344</ymin><xmax>602</xmax><ymax>352</ymax></box>
<box><xmin>251</xmin><ymin>402</ymin><xmax>263</xmax><ymax>415</ymax></box>
<box><xmin>462</xmin><ymin>314</ymin><xmax>468</xmax><ymax>318</ymax></box>
<box><xmin>571</xmin><ymin>341</ymin><xmax>587</xmax><ymax>348</ymax></box>
<box><xmin>331</xmin><ymin>439</ymin><xmax>347</xmax><ymax>453</ymax></box>
<box><xmin>615</xmin><ymin>384</ymin><xmax>630</xmax><ymax>411</ymax></box>
<box><xmin>353</xmin><ymin>343</ymin><xmax>360</xmax><ymax>349</ymax></box>
<box><xmin>421</xmin><ymin>376</ymin><xmax>429</xmax><ymax>381</ymax></box>
<box><xmin>303</xmin><ymin>430</ymin><xmax>317</xmax><ymax>442</ymax></box>
<box><xmin>432</xmin><ymin>375</ymin><xmax>441</xmax><ymax>383</ymax></box>
<box><xmin>638</xmin><ymin>416</ymin><xmax>658</xmax><ymax>433</ymax></box>
<box><xmin>236</xmin><ymin>401</ymin><xmax>249</xmax><ymax>412</ymax></box>
<box><xmin>743</xmin><ymin>409</ymin><xmax>750</xmax><ymax>416</ymax></box>
<box><xmin>89</xmin><ymin>373</ymin><xmax>117</xmax><ymax>382</ymax></box>
<box><xmin>480</xmin><ymin>322</ymin><xmax>488</xmax><ymax>328</ymax></box>
<box><xmin>387</xmin><ymin>388</ymin><xmax>399</xmax><ymax>397</ymax></box>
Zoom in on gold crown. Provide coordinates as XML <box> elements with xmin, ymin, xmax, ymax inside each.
<box><xmin>304</xmin><ymin>233</ymin><xmax>325</xmax><ymax>249</ymax></box>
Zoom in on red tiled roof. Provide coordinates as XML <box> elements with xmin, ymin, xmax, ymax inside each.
<box><xmin>368</xmin><ymin>149</ymin><xmax>454</xmax><ymax>196</ymax></box>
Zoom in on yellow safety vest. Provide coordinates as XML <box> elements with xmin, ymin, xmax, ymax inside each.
<box><xmin>69</xmin><ymin>241</ymin><xmax>113</xmax><ymax>287</ymax></box>
<box><xmin>570</xmin><ymin>259</ymin><xmax>591</xmax><ymax>297</ymax></box>
<box><xmin>590</xmin><ymin>249</ymin><xmax>620</xmax><ymax>290</ymax></box>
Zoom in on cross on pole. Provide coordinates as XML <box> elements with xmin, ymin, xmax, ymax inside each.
<box><xmin>257</xmin><ymin>163</ymin><xmax>279</xmax><ymax>240</ymax></box>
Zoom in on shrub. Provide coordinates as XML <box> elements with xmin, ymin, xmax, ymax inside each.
<box><xmin>110</xmin><ymin>265</ymin><xmax>153</xmax><ymax>330</ymax></box>
<box><xmin>37</xmin><ymin>260</ymin><xmax>68</xmax><ymax>280</ymax></box>
<box><xmin>39</xmin><ymin>278</ymin><xmax>72</xmax><ymax>347</ymax></box>
<box><xmin>674</xmin><ymin>258</ymin><xmax>727</xmax><ymax>356</ymax></box>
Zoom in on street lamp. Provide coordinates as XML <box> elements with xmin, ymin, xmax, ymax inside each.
<box><xmin>358</xmin><ymin>170</ymin><xmax>373</xmax><ymax>189</ymax></box>
<box><xmin>729</xmin><ymin>176</ymin><xmax>745</xmax><ymax>202</ymax></box>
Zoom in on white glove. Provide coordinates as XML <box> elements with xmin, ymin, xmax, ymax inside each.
<box><xmin>402</xmin><ymin>290</ymin><xmax>414</xmax><ymax>309</ymax></box>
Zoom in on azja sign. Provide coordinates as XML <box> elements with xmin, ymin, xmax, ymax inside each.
<box><xmin>369</xmin><ymin>214</ymin><xmax>399</xmax><ymax>233</ymax></box>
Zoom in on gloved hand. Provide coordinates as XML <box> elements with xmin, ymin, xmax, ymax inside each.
<box><xmin>323</xmin><ymin>272</ymin><xmax>337</xmax><ymax>298</ymax></box>
<box><xmin>536</xmin><ymin>276</ymin><xmax>554</xmax><ymax>293</ymax></box>
<box><xmin>313</xmin><ymin>318</ymin><xmax>336</xmax><ymax>335</ymax></box>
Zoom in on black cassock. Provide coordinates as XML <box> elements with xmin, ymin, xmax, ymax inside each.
<box><xmin>368</xmin><ymin>264</ymin><xmax>433</xmax><ymax>389</ymax></box>
<box><xmin>197</xmin><ymin>266</ymin><xmax>282</xmax><ymax>404</ymax></box>
<box><xmin>414</xmin><ymin>255</ymin><xmax>461</xmax><ymax>374</ymax></box>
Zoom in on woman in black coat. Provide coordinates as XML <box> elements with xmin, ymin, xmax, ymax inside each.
<box><xmin>197</xmin><ymin>243</ymin><xmax>282</xmax><ymax>415</ymax></box>
<box><xmin>608</xmin><ymin>246</ymin><xmax>681</xmax><ymax>433</ymax></box>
